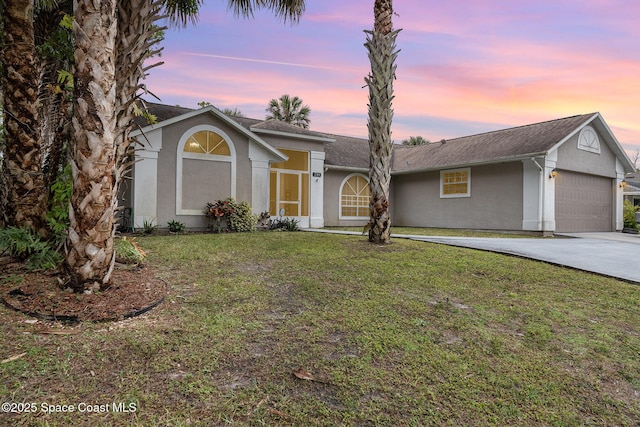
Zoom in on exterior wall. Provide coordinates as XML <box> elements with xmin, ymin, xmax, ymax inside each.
<box><xmin>556</xmin><ymin>129</ymin><xmax>617</xmax><ymax>177</ymax></box>
<box><xmin>392</xmin><ymin>162</ymin><xmax>524</xmax><ymax>230</ymax></box>
<box><xmin>153</xmin><ymin>115</ymin><xmax>255</xmax><ymax>229</ymax></box>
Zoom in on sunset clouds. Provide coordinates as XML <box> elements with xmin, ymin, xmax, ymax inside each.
<box><xmin>146</xmin><ymin>0</ymin><xmax>640</xmax><ymax>156</ymax></box>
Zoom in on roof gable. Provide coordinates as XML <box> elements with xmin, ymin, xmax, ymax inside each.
<box><xmin>392</xmin><ymin>114</ymin><xmax>597</xmax><ymax>173</ymax></box>
<box><xmin>131</xmin><ymin>103</ymin><xmax>286</xmax><ymax>161</ymax></box>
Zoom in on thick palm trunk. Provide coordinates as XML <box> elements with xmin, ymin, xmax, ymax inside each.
<box><xmin>0</xmin><ymin>0</ymin><xmax>48</xmax><ymax>235</ymax></box>
<box><xmin>365</xmin><ymin>0</ymin><xmax>399</xmax><ymax>244</ymax></box>
<box><xmin>65</xmin><ymin>0</ymin><xmax>118</xmax><ymax>291</ymax></box>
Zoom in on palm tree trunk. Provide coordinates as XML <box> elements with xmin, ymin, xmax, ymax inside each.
<box><xmin>65</xmin><ymin>0</ymin><xmax>118</xmax><ymax>291</ymax></box>
<box><xmin>0</xmin><ymin>0</ymin><xmax>49</xmax><ymax>235</ymax></box>
<box><xmin>365</xmin><ymin>0</ymin><xmax>399</xmax><ymax>244</ymax></box>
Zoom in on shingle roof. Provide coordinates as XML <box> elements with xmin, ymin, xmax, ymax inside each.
<box><xmin>392</xmin><ymin>113</ymin><xmax>595</xmax><ymax>173</ymax></box>
<box><xmin>133</xmin><ymin>102</ymin><xmax>195</xmax><ymax>128</ymax></box>
<box><xmin>138</xmin><ymin>103</ymin><xmax>611</xmax><ymax>174</ymax></box>
<box><xmin>250</xmin><ymin>119</ymin><xmax>334</xmax><ymax>140</ymax></box>
<box><xmin>320</xmin><ymin>133</ymin><xmax>370</xmax><ymax>169</ymax></box>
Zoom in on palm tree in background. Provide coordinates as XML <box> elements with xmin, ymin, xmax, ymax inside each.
<box><xmin>266</xmin><ymin>94</ymin><xmax>311</xmax><ymax>129</ymax></box>
<box><xmin>365</xmin><ymin>0</ymin><xmax>400</xmax><ymax>244</ymax></box>
<box><xmin>0</xmin><ymin>0</ymin><xmax>49</xmax><ymax>235</ymax></box>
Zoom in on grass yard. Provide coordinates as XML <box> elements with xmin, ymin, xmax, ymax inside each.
<box><xmin>327</xmin><ymin>226</ymin><xmax>538</xmax><ymax>238</ymax></box>
<box><xmin>1</xmin><ymin>232</ymin><xmax>639</xmax><ymax>426</ymax></box>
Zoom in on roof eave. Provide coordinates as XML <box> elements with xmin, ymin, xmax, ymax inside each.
<box><xmin>250</xmin><ymin>127</ymin><xmax>336</xmax><ymax>143</ymax></box>
<box><xmin>325</xmin><ymin>165</ymin><xmax>369</xmax><ymax>173</ymax></box>
<box><xmin>391</xmin><ymin>152</ymin><xmax>548</xmax><ymax>175</ymax></box>
<box><xmin>131</xmin><ymin>106</ymin><xmax>287</xmax><ymax>162</ymax></box>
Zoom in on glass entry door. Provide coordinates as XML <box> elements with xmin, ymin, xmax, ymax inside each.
<box><xmin>269</xmin><ymin>149</ymin><xmax>309</xmax><ymax>218</ymax></box>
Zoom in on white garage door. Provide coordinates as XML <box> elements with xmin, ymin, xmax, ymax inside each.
<box><xmin>555</xmin><ymin>170</ymin><xmax>613</xmax><ymax>232</ymax></box>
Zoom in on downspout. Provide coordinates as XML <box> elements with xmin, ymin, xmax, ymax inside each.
<box><xmin>531</xmin><ymin>157</ymin><xmax>545</xmax><ymax>232</ymax></box>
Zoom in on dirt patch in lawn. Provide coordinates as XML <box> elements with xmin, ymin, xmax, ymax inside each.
<box><xmin>0</xmin><ymin>261</ymin><xmax>166</xmax><ymax>322</ymax></box>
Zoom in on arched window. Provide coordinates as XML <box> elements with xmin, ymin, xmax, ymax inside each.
<box><xmin>176</xmin><ymin>126</ymin><xmax>236</xmax><ymax>215</ymax></box>
<box><xmin>577</xmin><ymin>126</ymin><xmax>600</xmax><ymax>154</ymax></box>
<box><xmin>340</xmin><ymin>174</ymin><xmax>370</xmax><ymax>219</ymax></box>
<box><xmin>183</xmin><ymin>131</ymin><xmax>231</xmax><ymax>155</ymax></box>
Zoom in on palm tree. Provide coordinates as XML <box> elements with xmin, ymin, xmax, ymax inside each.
<box><xmin>64</xmin><ymin>0</ymin><xmax>306</xmax><ymax>291</ymax></box>
<box><xmin>402</xmin><ymin>136</ymin><xmax>430</xmax><ymax>146</ymax></box>
<box><xmin>0</xmin><ymin>0</ymin><xmax>49</xmax><ymax>235</ymax></box>
<box><xmin>266</xmin><ymin>94</ymin><xmax>311</xmax><ymax>129</ymax></box>
<box><xmin>365</xmin><ymin>0</ymin><xmax>400</xmax><ymax>244</ymax></box>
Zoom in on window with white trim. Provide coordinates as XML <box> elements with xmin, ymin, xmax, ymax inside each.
<box><xmin>176</xmin><ymin>126</ymin><xmax>236</xmax><ymax>215</ymax></box>
<box><xmin>440</xmin><ymin>168</ymin><xmax>470</xmax><ymax>198</ymax></box>
<box><xmin>340</xmin><ymin>174</ymin><xmax>370</xmax><ymax>218</ymax></box>
<box><xmin>577</xmin><ymin>126</ymin><xmax>600</xmax><ymax>154</ymax></box>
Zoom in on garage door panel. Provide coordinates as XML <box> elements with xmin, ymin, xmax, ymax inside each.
<box><xmin>555</xmin><ymin>171</ymin><xmax>612</xmax><ymax>232</ymax></box>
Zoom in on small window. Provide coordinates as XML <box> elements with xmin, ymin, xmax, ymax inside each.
<box><xmin>440</xmin><ymin>168</ymin><xmax>470</xmax><ymax>198</ymax></box>
<box><xmin>184</xmin><ymin>130</ymin><xmax>230</xmax><ymax>155</ymax></box>
<box><xmin>340</xmin><ymin>174</ymin><xmax>370</xmax><ymax>218</ymax></box>
<box><xmin>577</xmin><ymin>126</ymin><xmax>600</xmax><ymax>154</ymax></box>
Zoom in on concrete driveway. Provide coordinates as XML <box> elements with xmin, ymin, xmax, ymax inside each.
<box><xmin>405</xmin><ymin>232</ymin><xmax>640</xmax><ymax>284</ymax></box>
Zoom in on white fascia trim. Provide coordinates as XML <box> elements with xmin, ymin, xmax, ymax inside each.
<box><xmin>546</xmin><ymin>113</ymin><xmax>635</xmax><ymax>173</ymax></box>
<box><xmin>325</xmin><ymin>165</ymin><xmax>370</xmax><ymax>173</ymax></box>
<box><xmin>131</xmin><ymin>107</ymin><xmax>287</xmax><ymax>162</ymax></box>
<box><xmin>250</xmin><ymin>127</ymin><xmax>336</xmax><ymax>143</ymax></box>
<box><xmin>392</xmin><ymin>153</ymin><xmax>548</xmax><ymax>176</ymax></box>
<box><xmin>176</xmin><ymin>124</ymin><xmax>237</xmax><ymax>216</ymax></box>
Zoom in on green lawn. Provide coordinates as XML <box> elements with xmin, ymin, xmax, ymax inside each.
<box><xmin>1</xmin><ymin>232</ymin><xmax>639</xmax><ymax>426</ymax></box>
<box><xmin>327</xmin><ymin>226</ymin><xmax>538</xmax><ymax>238</ymax></box>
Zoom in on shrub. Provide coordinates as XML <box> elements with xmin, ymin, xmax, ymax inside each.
<box><xmin>142</xmin><ymin>218</ymin><xmax>157</xmax><ymax>234</ymax></box>
<box><xmin>623</xmin><ymin>200</ymin><xmax>639</xmax><ymax>229</ymax></box>
<box><xmin>45</xmin><ymin>164</ymin><xmax>72</xmax><ymax>248</ymax></box>
<box><xmin>167</xmin><ymin>220</ymin><xmax>186</xmax><ymax>233</ymax></box>
<box><xmin>0</xmin><ymin>227</ymin><xmax>62</xmax><ymax>270</ymax></box>
<box><xmin>205</xmin><ymin>198</ymin><xmax>257</xmax><ymax>233</ymax></box>
<box><xmin>269</xmin><ymin>217</ymin><xmax>300</xmax><ymax>231</ymax></box>
<box><xmin>115</xmin><ymin>237</ymin><xmax>146</xmax><ymax>264</ymax></box>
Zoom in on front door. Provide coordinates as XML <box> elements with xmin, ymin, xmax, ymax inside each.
<box><xmin>269</xmin><ymin>149</ymin><xmax>310</xmax><ymax>220</ymax></box>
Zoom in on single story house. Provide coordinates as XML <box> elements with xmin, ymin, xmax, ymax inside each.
<box><xmin>124</xmin><ymin>103</ymin><xmax>635</xmax><ymax>234</ymax></box>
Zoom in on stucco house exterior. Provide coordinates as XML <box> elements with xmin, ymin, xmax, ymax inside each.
<box><xmin>124</xmin><ymin>103</ymin><xmax>635</xmax><ymax>234</ymax></box>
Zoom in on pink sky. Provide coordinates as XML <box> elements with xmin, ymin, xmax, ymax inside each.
<box><xmin>146</xmin><ymin>0</ymin><xmax>640</xmax><ymax>159</ymax></box>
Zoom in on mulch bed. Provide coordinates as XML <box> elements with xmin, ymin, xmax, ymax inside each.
<box><xmin>0</xmin><ymin>260</ymin><xmax>166</xmax><ymax>323</ymax></box>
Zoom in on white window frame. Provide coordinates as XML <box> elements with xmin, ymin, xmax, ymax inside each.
<box><xmin>339</xmin><ymin>173</ymin><xmax>370</xmax><ymax>220</ymax></box>
<box><xmin>440</xmin><ymin>167</ymin><xmax>471</xmax><ymax>198</ymax></box>
<box><xmin>577</xmin><ymin>125</ymin><xmax>601</xmax><ymax>154</ymax></box>
<box><xmin>176</xmin><ymin>125</ymin><xmax>236</xmax><ymax>215</ymax></box>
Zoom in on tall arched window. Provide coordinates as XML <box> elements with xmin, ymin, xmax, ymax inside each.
<box><xmin>340</xmin><ymin>174</ymin><xmax>370</xmax><ymax>219</ymax></box>
<box><xmin>176</xmin><ymin>126</ymin><xmax>236</xmax><ymax>215</ymax></box>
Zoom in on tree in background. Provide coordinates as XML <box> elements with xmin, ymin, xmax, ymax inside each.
<box><xmin>364</xmin><ymin>0</ymin><xmax>400</xmax><ymax>244</ymax></box>
<box><xmin>222</xmin><ymin>107</ymin><xmax>245</xmax><ymax>117</ymax></box>
<box><xmin>265</xmin><ymin>94</ymin><xmax>311</xmax><ymax>129</ymax></box>
<box><xmin>402</xmin><ymin>136</ymin><xmax>429</xmax><ymax>146</ymax></box>
<box><xmin>197</xmin><ymin>101</ymin><xmax>244</xmax><ymax>117</ymax></box>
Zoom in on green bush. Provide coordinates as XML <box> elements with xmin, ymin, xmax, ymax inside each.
<box><xmin>142</xmin><ymin>218</ymin><xmax>157</xmax><ymax>234</ymax></box>
<box><xmin>167</xmin><ymin>220</ymin><xmax>186</xmax><ymax>233</ymax></box>
<box><xmin>269</xmin><ymin>217</ymin><xmax>300</xmax><ymax>231</ymax></box>
<box><xmin>0</xmin><ymin>227</ymin><xmax>62</xmax><ymax>270</ymax></box>
<box><xmin>115</xmin><ymin>237</ymin><xmax>145</xmax><ymax>264</ymax></box>
<box><xmin>623</xmin><ymin>200</ymin><xmax>639</xmax><ymax>229</ymax></box>
<box><xmin>45</xmin><ymin>164</ymin><xmax>72</xmax><ymax>247</ymax></box>
<box><xmin>205</xmin><ymin>198</ymin><xmax>257</xmax><ymax>233</ymax></box>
